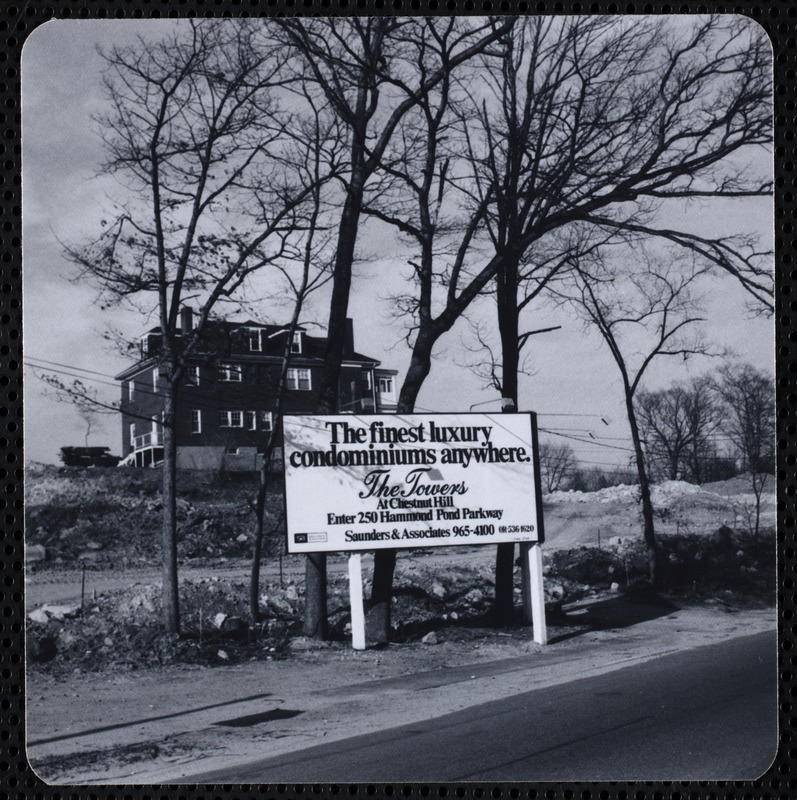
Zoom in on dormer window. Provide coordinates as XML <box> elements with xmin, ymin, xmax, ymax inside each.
<box><xmin>378</xmin><ymin>376</ymin><xmax>394</xmax><ymax>394</ymax></box>
<box><xmin>290</xmin><ymin>331</ymin><xmax>302</xmax><ymax>354</ymax></box>
<box><xmin>246</xmin><ymin>328</ymin><xmax>262</xmax><ymax>352</ymax></box>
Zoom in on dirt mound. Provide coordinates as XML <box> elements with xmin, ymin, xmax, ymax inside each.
<box><xmin>27</xmin><ymin>528</ymin><xmax>774</xmax><ymax>675</ymax></box>
<box><xmin>701</xmin><ymin>473</ymin><xmax>776</xmax><ymax>497</ymax></box>
<box><xmin>25</xmin><ymin>464</ymin><xmax>283</xmax><ymax>567</ymax></box>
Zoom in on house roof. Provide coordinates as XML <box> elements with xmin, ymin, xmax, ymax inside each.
<box><xmin>115</xmin><ymin>319</ymin><xmax>381</xmax><ymax>380</ymax></box>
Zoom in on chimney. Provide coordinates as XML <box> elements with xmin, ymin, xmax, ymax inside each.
<box><xmin>343</xmin><ymin>318</ymin><xmax>354</xmax><ymax>355</ymax></box>
<box><xmin>181</xmin><ymin>306</ymin><xmax>193</xmax><ymax>333</ymax></box>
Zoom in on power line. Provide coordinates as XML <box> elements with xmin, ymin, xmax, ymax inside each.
<box><xmin>539</xmin><ymin>428</ymin><xmax>636</xmax><ymax>453</ymax></box>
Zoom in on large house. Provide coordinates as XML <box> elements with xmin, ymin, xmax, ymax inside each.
<box><xmin>115</xmin><ymin>308</ymin><xmax>398</xmax><ymax>471</ymax></box>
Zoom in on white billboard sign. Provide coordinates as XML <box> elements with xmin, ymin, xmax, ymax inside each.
<box><xmin>283</xmin><ymin>412</ymin><xmax>544</xmax><ymax>554</ymax></box>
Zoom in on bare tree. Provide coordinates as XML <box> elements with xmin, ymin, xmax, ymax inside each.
<box><xmin>636</xmin><ymin>387</ymin><xmax>692</xmax><ymax>481</ymax></box>
<box><xmin>713</xmin><ymin>362</ymin><xmax>775</xmax><ymax>535</ymax></box>
<box><xmin>361</xmin><ymin>15</ymin><xmax>771</xmax><ymax>641</ymax></box>
<box><xmin>637</xmin><ymin>376</ymin><xmax>723</xmax><ymax>483</ymax></box>
<box><xmin>64</xmin><ymin>22</ymin><xmax>337</xmax><ymax>635</ymax></box>
<box><xmin>561</xmin><ymin>246</ymin><xmax>714</xmax><ymax>586</ymax></box>
<box><xmin>248</xmin><ymin>97</ymin><xmax>337</xmax><ymax>622</ymax></box>
<box><xmin>34</xmin><ymin>375</ymin><xmax>119</xmax><ymax>449</ymax></box>
<box><xmin>278</xmin><ymin>17</ymin><xmax>515</xmax><ymax>640</ymax></box>
<box><xmin>538</xmin><ymin>441</ymin><xmax>577</xmax><ymax>493</ymax></box>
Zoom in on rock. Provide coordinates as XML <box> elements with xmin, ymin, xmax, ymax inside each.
<box><xmin>217</xmin><ymin>649</ymin><xmax>229</xmax><ymax>661</ymax></box>
<box><xmin>421</xmin><ymin>631</ymin><xmax>438</xmax><ymax>645</ymax></box>
<box><xmin>128</xmin><ymin>593</ymin><xmax>156</xmax><ymax>613</ymax></box>
<box><xmin>29</xmin><ymin>636</ymin><xmax>57</xmax><ymax>663</ymax></box>
<box><xmin>430</xmin><ymin>580</ymin><xmax>446</xmax><ymax>599</ymax></box>
<box><xmin>236</xmin><ymin>533</ymin><xmax>248</xmax><ymax>544</ymax></box>
<box><xmin>284</xmin><ymin>584</ymin><xmax>299</xmax><ymax>601</ymax></box>
<box><xmin>610</xmin><ymin>582</ymin><xmax>620</xmax><ymax>591</ymax></box>
<box><xmin>450</xmin><ymin>611</ymin><xmax>459</xmax><ymax>621</ymax></box>
<box><xmin>464</xmin><ymin>589</ymin><xmax>484</xmax><ymax>605</ymax></box>
<box><xmin>213</xmin><ymin>612</ymin><xmax>228</xmax><ymax>629</ymax></box>
<box><xmin>219</xmin><ymin>616</ymin><xmax>248</xmax><ymax>638</ymax></box>
<box><xmin>545</xmin><ymin>583</ymin><xmax>565</xmax><ymax>601</ymax></box>
<box><xmin>268</xmin><ymin>596</ymin><xmax>295</xmax><ymax>616</ymax></box>
<box><xmin>34</xmin><ymin>603</ymin><xmax>80</xmax><ymax>621</ymax></box>
<box><xmin>103</xmin><ymin>637</ymin><xmax>113</xmax><ymax>647</ymax></box>
<box><xmin>26</xmin><ymin>544</ymin><xmax>48</xmax><ymax>563</ymax></box>
<box><xmin>28</xmin><ymin>609</ymin><xmax>50</xmax><ymax>624</ymax></box>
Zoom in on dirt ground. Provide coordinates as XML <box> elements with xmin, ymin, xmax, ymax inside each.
<box><xmin>24</xmin><ymin>466</ymin><xmax>778</xmax><ymax>783</ymax></box>
<box><xmin>26</xmin><ymin>594</ymin><xmax>774</xmax><ymax>784</ymax></box>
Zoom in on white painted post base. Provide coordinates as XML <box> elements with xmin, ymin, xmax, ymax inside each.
<box><xmin>348</xmin><ymin>553</ymin><xmax>366</xmax><ymax>650</ymax></box>
<box><xmin>520</xmin><ymin>541</ymin><xmax>547</xmax><ymax>645</ymax></box>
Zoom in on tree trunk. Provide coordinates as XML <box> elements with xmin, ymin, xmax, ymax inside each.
<box><xmin>161</xmin><ymin>384</ymin><xmax>180</xmax><ymax>635</ymax></box>
<box><xmin>626</xmin><ymin>389</ymin><xmax>658</xmax><ymax>587</ymax></box>
<box><xmin>249</xmin><ymin>474</ymin><xmax>267</xmax><ymax>623</ymax></box>
<box><xmin>493</xmin><ymin>256</ymin><xmax>519</xmax><ymax>624</ymax></box>
<box><xmin>368</xmin><ymin>549</ymin><xmax>397</xmax><ymax>645</ymax></box>
<box><xmin>493</xmin><ymin>545</ymin><xmax>515</xmax><ymax>623</ymax></box>
<box><xmin>367</xmin><ymin>326</ymin><xmax>436</xmax><ymax>644</ymax></box>
<box><xmin>303</xmin><ymin>552</ymin><xmax>328</xmax><ymax>639</ymax></box>
<box><xmin>315</xmin><ymin>182</ymin><xmax>364</xmax><ymax>414</ymax></box>
<box><xmin>304</xmin><ymin>176</ymin><xmax>367</xmax><ymax>641</ymax></box>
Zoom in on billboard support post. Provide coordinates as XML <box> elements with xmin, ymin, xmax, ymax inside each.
<box><xmin>348</xmin><ymin>553</ymin><xmax>366</xmax><ymax>650</ymax></box>
<box><xmin>521</xmin><ymin>541</ymin><xmax>547</xmax><ymax>645</ymax></box>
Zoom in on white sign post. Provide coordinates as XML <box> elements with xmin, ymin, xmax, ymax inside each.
<box><xmin>283</xmin><ymin>412</ymin><xmax>546</xmax><ymax>649</ymax></box>
<box><xmin>521</xmin><ymin>542</ymin><xmax>548</xmax><ymax>645</ymax></box>
<box><xmin>348</xmin><ymin>553</ymin><xmax>366</xmax><ymax>651</ymax></box>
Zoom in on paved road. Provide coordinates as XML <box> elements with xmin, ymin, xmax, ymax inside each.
<box><xmin>189</xmin><ymin>630</ymin><xmax>777</xmax><ymax>783</ymax></box>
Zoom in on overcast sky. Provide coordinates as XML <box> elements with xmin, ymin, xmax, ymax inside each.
<box><xmin>22</xmin><ymin>18</ymin><xmax>775</xmax><ymax>470</ymax></box>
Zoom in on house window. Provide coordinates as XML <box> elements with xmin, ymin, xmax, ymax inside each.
<box><xmin>246</xmin><ymin>329</ymin><xmax>262</xmax><ymax>352</ymax></box>
<box><xmin>190</xmin><ymin>410</ymin><xmax>202</xmax><ymax>434</ymax></box>
<box><xmin>287</xmin><ymin>367</ymin><xmax>312</xmax><ymax>391</ymax></box>
<box><xmin>378</xmin><ymin>376</ymin><xmax>394</xmax><ymax>394</ymax></box>
<box><xmin>364</xmin><ymin>370</ymin><xmax>372</xmax><ymax>390</ymax></box>
<box><xmin>245</xmin><ymin>411</ymin><xmax>257</xmax><ymax>431</ymax></box>
<box><xmin>218</xmin><ymin>363</ymin><xmax>242</xmax><ymax>382</ymax></box>
<box><xmin>128</xmin><ymin>380</ymin><xmax>135</xmax><ymax>402</ymax></box>
<box><xmin>152</xmin><ymin>367</ymin><xmax>159</xmax><ymax>391</ymax></box>
<box><xmin>260</xmin><ymin>411</ymin><xmax>274</xmax><ymax>432</ymax></box>
<box><xmin>291</xmin><ymin>332</ymin><xmax>302</xmax><ymax>354</ymax></box>
<box><xmin>129</xmin><ymin>423</ymin><xmax>135</xmax><ymax>450</ymax></box>
<box><xmin>185</xmin><ymin>366</ymin><xmax>200</xmax><ymax>387</ymax></box>
<box><xmin>219</xmin><ymin>410</ymin><xmax>244</xmax><ymax>428</ymax></box>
